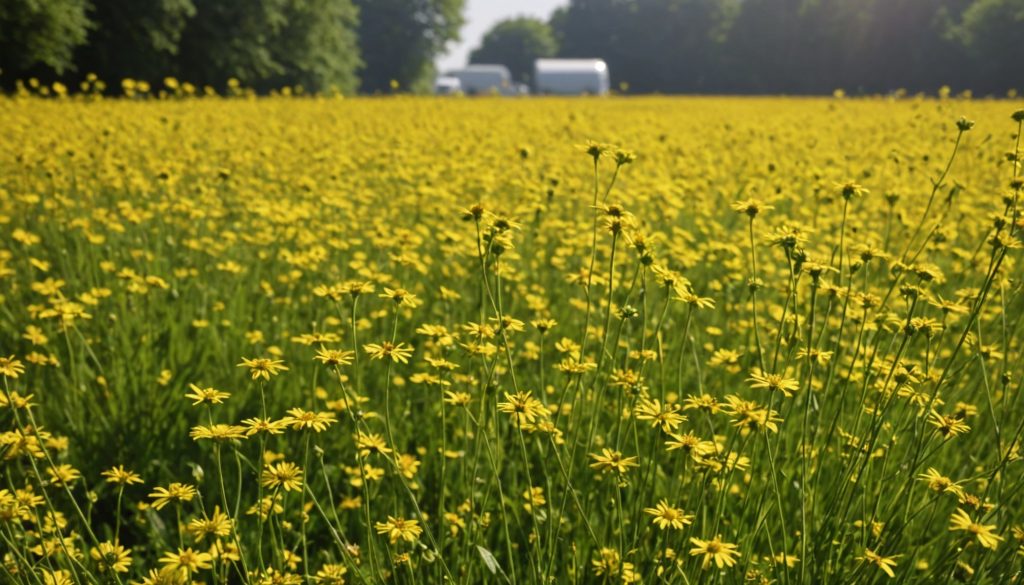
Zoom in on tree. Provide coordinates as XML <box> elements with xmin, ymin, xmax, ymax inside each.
<box><xmin>73</xmin><ymin>0</ymin><xmax>196</xmax><ymax>84</ymax></box>
<box><xmin>355</xmin><ymin>0</ymin><xmax>465</xmax><ymax>93</ymax></box>
<box><xmin>175</xmin><ymin>0</ymin><xmax>361</xmax><ymax>93</ymax></box>
<box><xmin>554</xmin><ymin>0</ymin><xmax>632</xmax><ymax>90</ymax></box>
<box><xmin>3</xmin><ymin>0</ymin><xmax>1020</xmax><ymax>95</ymax></box>
<box><xmin>266</xmin><ymin>0</ymin><xmax>362</xmax><ymax>94</ymax></box>
<box><xmin>548</xmin><ymin>5</ymin><xmax>568</xmax><ymax>48</ymax></box>
<box><xmin>556</xmin><ymin>0</ymin><xmax>740</xmax><ymax>93</ymax></box>
<box><xmin>0</xmin><ymin>0</ymin><xmax>90</xmax><ymax>81</ymax></box>
<box><xmin>956</xmin><ymin>0</ymin><xmax>1024</xmax><ymax>93</ymax></box>
<box><xmin>469</xmin><ymin>17</ymin><xmax>557</xmax><ymax>84</ymax></box>
<box><xmin>551</xmin><ymin>0</ymin><xmax>1019</xmax><ymax>95</ymax></box>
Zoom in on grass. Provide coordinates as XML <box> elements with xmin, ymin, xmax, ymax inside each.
<box><xmin>0</xmin><ymin>93</ymin><xmax>1023</xmax><ymax>584</ymax></box>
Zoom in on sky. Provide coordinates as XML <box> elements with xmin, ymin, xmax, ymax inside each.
<box><xmin>436</xmin><ymin>0</ymin><xmax>567</xmax><ymax>74</ymax></box>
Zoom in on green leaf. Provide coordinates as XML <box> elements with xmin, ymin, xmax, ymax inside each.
<box><xmin>476</xmin><ymin>545</ymin><xmax>511</xmax><ymax>583</ymax></box>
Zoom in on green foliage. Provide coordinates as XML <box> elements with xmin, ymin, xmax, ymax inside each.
<box><xmin>553</xmin><ymin>0</ymin><xmax>1020</xmax><ymax>94</ymax></box>
<box><xmin>1</xmin><ymin>0</ymin><xmax>1020</xmax><ymax>94</ymax></box>
<box><xmin>268</xmin><ymin>0</ymin><xmax>362</xmax><ymax>94</ymax></box>
<box><xmin>74</xmin><ymin>0</ymin><xmax>196</xmax><ymax>83</ymax></box>
<box><xmin>955</xmin><ymin>0</ymin><xmax>1024</xmax><ymax>87</ymax></box>
<box><xmin>0</xmin><ymin>0</ymin><xmax>90</xmax><ymax>77</ymax></box>
<box><xmin>3</xmin><ymin>95</ymin><xmax>1024</xmax><ymax>584</ymax></box>
<box><xmin>355</xmin><ymin>0</ymin><xmax>465</xmax><ymax>93</ymax></box>
<box><xmin>2</xmin><ymin>0</ymin><xmax>362</xmax><ymax>93</ymax></box>
<box><xmin>174</xmin><ymin>0</ymin><xmax>283</xmax><ymax>87</ymax></box>
<box><xmin>469</xmin><ymin>17</ymin><xmax>557</xmax><ymax>84</ymax></box>
<box><xmin>176</xmin><ymin>0</ymin><xmax>361</xmax><ymax>93</ymax></box>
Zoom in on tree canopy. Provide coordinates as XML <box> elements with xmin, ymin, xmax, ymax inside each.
<box><xmin>0</xmin><ymin>0</ymin><xmax>461</xmax><ymax>94</ymax></box>
<box><xmin>469</xmin><ymin>17</ymin><xmax>557</xmax><ymax>84</ymax></box>
<box><xmin>354</xmin><ymin>0</ymin><xmax>465</xmax><ymax>93</ymax></box>
<box><xmin>546</xmin><ymin>0</ymin><xmax>1021</xmax><ymax>94</ymax></box>
<box><xmin>0</xmin><ymin>0</ymin><xmax>91</xmax><ymax>76</ymax></box>
<box><xmin>2</xmin><ymin>0</ymin><xmax>1021</xmax><ymax>95</ymax></box>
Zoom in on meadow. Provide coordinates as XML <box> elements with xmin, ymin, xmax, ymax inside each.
<box><xmin>1</xmin><ymin>91</ymin><xmax>1023</xmax><ymax>585</ymax></box>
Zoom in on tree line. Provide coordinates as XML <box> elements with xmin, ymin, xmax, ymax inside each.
<box><xmin>0</xmin><ymin>0</ymin><xmax>463</xmax><ymax>94</ymax></box>
<box><xmin>475</xmin><ymin>0</ymin><xmax>1023</xmax><ymax>96</ymax></box>
<box><xmin>2</xmin><ymin>0</ymin><xmax>1021</xmax><ymax>95</ymax></box>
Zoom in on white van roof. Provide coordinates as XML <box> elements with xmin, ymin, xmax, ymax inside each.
<box><xmin>535</xmin><ymin>59</ymin><xmax>608</xmax><ymax>73</ymax></box>
<box><xmin>457</xmin><ymin>64</ymin><xmax>512</xmax><ymax>76</ymax></box>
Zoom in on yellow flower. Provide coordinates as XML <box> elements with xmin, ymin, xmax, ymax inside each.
<box><xmin>949</xmin><ymin>508</ymin><xmax>1003</xmax><ymax>549</ymax></box>
<box><xmin>282</xmin><ymin>549</ymin><xmax>302</xmax><ymax>571</ymax></box>
<box><xmin>489</xmin><ymin>315</ymin><xmax>526</xmax><ymax>333</ymax></box>
<box><xmin>293</xmin><ymin>332</ymin><xmax>341</xmax><ymax>346</ymax></box>
<box><xmin>523</xmin><ymin>486</ymin><xmax>546</xmax><ymax>512</ymax></box>
<box><xmin>664</xmin><ymin>431</ymin><xmax>716</xmax><ymax>455</ymax></box>
<box><xmin>374</xmin><ymin>516</ymin><xmax>423</xmax><ymax>544</ymax></box>
<box><xmin>929</xmin><ymin>410</ymin><xmax>971</xmax><ymax>438</ymax></box>
<box><xmin>354</xmin><ymin>432</ymin><xmax>393</xmax><ymax>457</ymax></box>
<box><xmin>101</xmin><ymin>465</ymin><xmax>143</xmax><ymax>486</ymax></box>
<box><xmin>315</xmin><ymin>563</ymin><xmax>348</xmax><ymax>584</ymax></box>
<box><xmin>576</xmin><ymin>139</ymin><xmax>610</xmax><ymax>162</ymax></box>
<box><xmin>314</xmin><ymin>348</ymin><xmax>354</xmax><ymax>367</ymax></box>
<box><xmin>836</xmin><ymin>180</ymin><xmax>869</xmax><ymax>200</ymax></box>
<box><xmin>497</xmin><ymin>390</ymin><xmax>548</xmax><ymax>426</ymax></box>
<box><xmin>261</xmin><ymin>461</ymin><xmax>304</xmax><ymax>492</ymax></box>
<box><xmin>134</xmin><ymin>569</ymin><xmax>183</xmax><ymax>585</ymax></box>
<box><xmin>160</xmin><ymin>547</ymin><xmax>213</xmax><ymax>576</ymax></box>
<box><xmin>689</xmin><ymin>535</ymin><xmax>740</xmax><ymax>569</ymax></box>
<box><xmin>23</xmin><ymin>325</ymin><xmax>49</xmax><ymax>345</ymax></box>
<box><xmin>589</xmin><ymin>448</ymin><xmax>639</xmax><ymax>475</ymax></box>
<box><xmin>443</xmin><ymin>390</ymin><xmax>472</xmax><ymax>407</ymax></box>
<box><xmin>237</xmin><ymin>357</ymin><xmax>289</xmax><ymax>381</ymax></box>
<box><xmin>40</xmin><ymin>570</ymin><xmax>73</xmax><ymax>585</ymax></box>
<box><xmin>634</xmin><ymin>398</ymin><xmax>686</xmax><ymax>432</ymax></box>
<box><xmin>380</xmin><ymin>287</ymin><xmax>422</xmax><ymax>308</ymax></box>
<box><xmin>187</xmin><ymin>506</ymin><xmax>233</xmax><ymax>540</ymax></box>
<box><xmin>747</xmin><ymin>369</ymin><xmax>800</xmax><ymax>397</ymax></box>
<box><xmin>556</xmin><ymin>358</ymin><xmax>596</xmax><ymax>375</ymax></box>
<box><xmin>0</xmin><ymin>390</ymin><xmax>35</xmax><ymax>410</ymax></box>
<box><xmin>643</xmin><ymin>500</ymin><xmax>693</xmax><ymax>530</ymax></box>
<box><xmin>90</xmin><ymin>541</ymin><xmax>132</xmax><ymax>573</ymax></box>
<box><xmin>445</xmin><ymin>511</ymin><xmax>466</xmax><ymax>537</ymax></box>
<box><xmin>241</xmin><ymin>417</ymin><xmax>290</xmax><ymax>436</ymax></box>
<box><xmin>247</xmin><ymin>494</ymin><xmax>285</xmax><ymax>520</ymax></box>
<box><xmin>283</xmin><ymin>408</ymin><xmax>337</xmax><ymax>432</ymax></box>
<box><xmin>254</xmin><ymin>568</ymin><xmax>303</xmax><ymax>584</ymax></box>
<box><xmin>342</xmin><ymin>280</ymin><xmax>375</xmax><ymax>297</ymax></box>
<box><xmin>917</xmin><ymin>467</ymin><xmax>965</xmax><ymax>498</ymax></box>
<box><xmin>858</xmin><ymin>548</ymin><xmax>899</xmax><ymax>578</ymax></box>
<box><xmin>46</xmin><ymin>464</ymin><xmax>80</xmax><ymax>486</ymax></box>
<box><xmin>724</xmin><ymin>395</ymin><xmax>782</xmax><ymax>433</ymax></box>
<box><xmin>532</xmin><ymin>318</ymin><xmax>557</xmax><ymax>332</ymax></box>
<box><xmin>773</xmin><ymin>552</ymin><xmax>800</xmax><ymax>568</ymax></box>
<box><xmin>0</xmin><ymin>355</ymin><xmax>25</xmax><ymax>378</ymax></box>
<box><xmin>363</xmin><ymin>341</ymin><xmax>414</xmax><ymax>363</ymax></box>
<box><xmin>149</xmin><ymin>483</ymin><xmax>197</xmax><ymax>510</ymax></box>
<box><xmin>396</xmin><ymin>453</ymin><xmax>420</xmax><ymax>479</ymax></box>
<box><xmin>675</xmin><ymin>289</ymin><xmax>716</xmax><ymax>309</ymax></box>
<box><xmin>185</xmin><ymin>384</ymin><xmax>231</xmax><ymax>405</ymax></box>
<box><xmin>190</xmin><ymin>424</ymin><xmax>247</xmax><ymax>441</ymax></box>
<box><xmin>591</xmin><ymin>547</ymin><xmax>621</xmax><ymax>577</ymax></box>
<box><xmin>730</xmin><ymin>198</ymin><xmax>774</xmax><ymax>218</ymax></box>
<box><xmin>795</xmin><ymin>347</ymin><xmax>833</xmax><ymax>365</ymax></box>
<box><xmin>682</xmin><ymin>393</ymin><xmax>721</xmax><ymax>414</ymax></box>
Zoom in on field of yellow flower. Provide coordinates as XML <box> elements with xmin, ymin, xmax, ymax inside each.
<box><xmin>1</xmin><ymin>93</ymin><xmax>1023</xmax><ymax>585</ymax></box>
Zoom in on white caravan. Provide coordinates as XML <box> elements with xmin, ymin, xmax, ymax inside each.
<box><xmin>443</xmin><ymin>65</ymin><xmax>517</xmax><ymax>95</ymax></box>
<box><xmin>534</xmin><ymin>59</ymin><xmax>610</xmax><ymax>95</ymax></box>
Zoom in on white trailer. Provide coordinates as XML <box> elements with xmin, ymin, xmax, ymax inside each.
<box><xmin>444</xmin><ymin>65</ymin><xmax>515</xmax><ymax>95</ymax></box>
<box><xmin>534</xmin><ymin>59</ymin><xmax>610</xmax><ymax>95</ymax></box>
<box><xmin>433</xmin><ymin>75</ymin><xmax>463</xmax><ymax>95</ymax></box>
